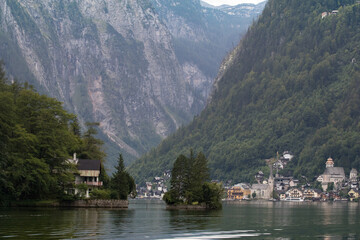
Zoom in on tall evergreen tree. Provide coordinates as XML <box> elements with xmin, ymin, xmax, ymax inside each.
<box><xmin>190</xmin><ymin>152</ymin><xmax>210</xmax><ymax>202</ymax></box>
<box><xmin>78</xmin><ymin>122</ymin><xmax>105</xmax><ymax>161</ymax></box>
<box><xmin>169</xmin><ymin>154</ymin><xmax>191</xmax><ymax>202</ymax></box>
<box><xmin>164</xmin><ymin>150</ymin><xmax>222</xmax><ymax>208</ymax></box>
<box><xmin>111</xmin><ymin>153</ymin><xmax>136</xmax><ymax>200</ymax></box>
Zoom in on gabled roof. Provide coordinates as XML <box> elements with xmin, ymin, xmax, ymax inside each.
<box><xmin>233</xmin><ymin>183</ymin><xmax>251</xmax><ymax>189</ymax></box>
<box><xmin>77</xmin><ymin>159</ymin><xmax>101</xmax><ymax>171</ymax></box>
<box><xmin>323</xmin><ymin>167</ymin><xmax>345</xmax><ymax>176</ymax></box>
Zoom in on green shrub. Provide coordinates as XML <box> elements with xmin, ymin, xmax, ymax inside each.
<box><xmin>202</xmin><ymin>182</ymin><xmax>223</xmax><ymax>209</ymax></box>
<box><xmin>90</xmin><ymin>189</ymin><xmax>112</xmax><ymax>199</ymax></box>
<box><xmin>163</xmin><ymin>191</ymin><xmax>176</xmax><ymax>205</ymax></box>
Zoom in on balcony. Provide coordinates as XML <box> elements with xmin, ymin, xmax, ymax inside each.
<box><xmin>76</xmin><ymin>181</ymin><xmax>103</xmax><ymax>186</ymax></box>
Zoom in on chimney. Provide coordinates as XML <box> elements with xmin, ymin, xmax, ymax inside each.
<box><xmin>73</xmin><ymin>153</ymin><xmax>78</xmax><ymax>164</ymax></box>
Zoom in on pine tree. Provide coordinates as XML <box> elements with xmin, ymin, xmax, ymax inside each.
<box><xmin>169</xmin><ymin>154</ymin><xmax>191</xmax><ymax>202</ymax></box>
<box><xmin>78</xmin><ymin>122</ymin><xmax>105</xmax><ymax>161</ymax></box>
<box><xmin>111</xmin><ymin>154</ymin><xmax>136</xmax><ymax>200</ymax></box>
<box><xmin>190</xmin><ymin>152</ymin><xmax>210</xmax><ymax>202</ymax></box>
<box><xmin>165</xmin><ymin>150</ymin><xmax>222</xmax><ymax>208</ymax></box>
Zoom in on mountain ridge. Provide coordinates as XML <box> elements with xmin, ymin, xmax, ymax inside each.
<box><xmin>0</xmin><ymin>0</ymin><xmax>263</xmax><ymax>167</ymax></box>
<box><xmin>129</xmin><ymin>0</ymin><xmax>360</xmax><ymax>183</ymax></box>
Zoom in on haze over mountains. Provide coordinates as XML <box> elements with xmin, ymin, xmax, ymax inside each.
<box><xmin>0</xmin><ymin>0</ymin><xmax>264</xmax><ymax>167</ymax></box>
<box><xmin>129</xmin><ymin>0</ymin><xmax>360</xmax><ymax>183</ymax></box>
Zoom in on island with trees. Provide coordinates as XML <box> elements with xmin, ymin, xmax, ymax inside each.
<box><xmin>163</xmin><ymin>150</ymin><xmax>223</xmax><ymax>210</ymax></box>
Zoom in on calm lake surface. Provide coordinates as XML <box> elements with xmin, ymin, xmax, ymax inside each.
<box><xmin>1</xmin><ymin>200</ymin><xmax>360</xmax><ymax>239</ymax></box>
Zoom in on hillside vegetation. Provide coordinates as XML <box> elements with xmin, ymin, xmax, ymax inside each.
<box><xmin>129</xmin><ymin>0</ymin><xmax>360</xmax><ymax>183</ymax></box>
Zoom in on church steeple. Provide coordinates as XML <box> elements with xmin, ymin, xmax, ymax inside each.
<box><xmin>326</xmin><ymin>157</ymin><xmax>334</xmax><ymax>168</ymax></box>
<box><xmin>269</xmin><ymin>163</ymin><xmax>274</xmax><ymax>179</ymax></box>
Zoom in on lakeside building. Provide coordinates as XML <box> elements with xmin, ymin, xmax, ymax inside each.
<box><xmin>303</xmin><ymin>189</ymin><xmax>321</xmax><ymax>200</ymax></box>
<box><xmin>67</xmin><ymin>153</ymin><xmax>103</xmax><ymax>198</ymax></box>
<box><xmin>251</xmin><ymin>184</ymin><xmax>271</xmax><ymax>199</ymax></box>
<box><xmin>316</xmin><ymin>157</ymin><xmax>345</xmax><ymax>191</ymax></box>
<box><xmin>75</xmin><ymin>159</ymin><xmax>103</xmax><ymax>198</ymax></box>
<box><xmin>286</xmin><ymin>188</ymin><xmax>303</xmax><ymax>199</ymax></box>
<box><xmin>227</xmin><ymin>183</ymin><xmax>251</xmax><ymax>200</ymax></box>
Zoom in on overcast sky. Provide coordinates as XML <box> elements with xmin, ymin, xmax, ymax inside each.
<box><xmin>202</xmin><ymin>0</ymin><xmax>265</xmax><ymax>6</ymax></box>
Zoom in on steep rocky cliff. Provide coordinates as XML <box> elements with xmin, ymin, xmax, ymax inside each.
<box><xmin>0</xmin><ymin>0</ymin><xmax>263</xmax><ymax>167</ymax></box>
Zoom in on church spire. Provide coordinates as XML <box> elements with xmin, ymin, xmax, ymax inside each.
<box><xmin>326</xmin><ymin>157</ymin><xmax>334</xmax><ymax>168</ymax></box>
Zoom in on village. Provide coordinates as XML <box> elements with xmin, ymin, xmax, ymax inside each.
<box><xmin>226</xmin><ymin>152</ymin><xmax>360</xmax><ymax>202</ymax></box>
<box><xmin>136</xmin><ymin>151</ymin><xmax>360</xmax><ymax>202</ymax></box>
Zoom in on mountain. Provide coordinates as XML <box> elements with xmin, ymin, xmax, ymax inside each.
<box><xmin>129</xmin><ymin>0</ymin><xmax>360</xmax><ymax>183</ymax></box>
<box><xmin>0</xmin><ymin>0</ymin><xmax>263</xmax><ymax>168</ymax></box>
<box><xmin>217</xmin><ymin>2</ymin><xmax>266</xmax><ymax>17</ymax></box>
<box><xmin>199</xmin><ymin>1</ymin><xmax>218</xmax><ymax>9</ymax></box>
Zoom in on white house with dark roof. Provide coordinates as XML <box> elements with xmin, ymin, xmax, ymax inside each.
<box><xmin>68</xmin><ymin>153</ymin><xmax>103</xmax><ymax>198</ymax></box>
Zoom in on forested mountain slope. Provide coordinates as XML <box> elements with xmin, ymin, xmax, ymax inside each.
<box><xmin>129</xmin><ymin>0</ymin><xmax>360</xmax><ymax>183</ymax></box>
<box><xmin>0</xmin><ymin>0</ymin><xmax>262</xmax><ymax>167</ymax></box>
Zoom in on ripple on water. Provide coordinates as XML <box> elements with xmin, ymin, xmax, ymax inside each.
<box><xmin>160</xmin><ymin>230</ymin><xmax>271</xmax><ymax>239</ymax></box>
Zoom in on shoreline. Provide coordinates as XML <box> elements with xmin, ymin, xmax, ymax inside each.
<box><xmin>9</xmin><ymin>199</ymin><xmax>129</xmax><ymax>208</ymax></box>
<box><xmin>222</xmin><ymin>199</ymin><xmax>358</xmax><ymax>204</ymax></box>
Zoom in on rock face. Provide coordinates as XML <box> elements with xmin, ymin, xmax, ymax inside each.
<box><xmin>0</xmin><ymin>0</ymin><xmax>263</xmax><ymax>166</ymax></box>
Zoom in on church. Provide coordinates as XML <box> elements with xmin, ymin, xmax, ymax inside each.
<box><xmin>316</xmin><ymin>157</ymin><xmax>345</xmax><ymax>191</ymax></box>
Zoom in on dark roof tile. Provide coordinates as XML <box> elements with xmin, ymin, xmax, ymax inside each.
<box><xmin>77</xmin><ymin>159</ymin><xmax>101</xmax><ymax>171</ymax></box>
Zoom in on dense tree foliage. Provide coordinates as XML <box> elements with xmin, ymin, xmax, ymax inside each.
<box><xmin>130</xmin><ymin>0</ymin><xmax>360</xmax><ymax>183</ymax></box>
<box><xmin>110</xmin><ymin>154</ymin><xmax>136</xmax><ymax>200</ymax></box>
<box><xmin>0</xmin><ymin>65</ymin><xmax>139</xmax><ymax>205</ymax></box>
<box><xmin>0</xmin><ymin>66</ymin><xmax>81</xmax><ymax>205</ymax></box>
<box><xmin>163</xmin><ymin>151</ymin><xmax>222</xmax><ymax>209</ymax></box>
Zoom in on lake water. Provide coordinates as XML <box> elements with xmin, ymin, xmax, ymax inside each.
<box><xmin>0</xmin><ymin>200</ymin><xmax>359</xmax><ymax>239</ymax></box>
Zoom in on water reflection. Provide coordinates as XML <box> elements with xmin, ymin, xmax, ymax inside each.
<box><xmin>168</xmin><ymin>208</ymin><xmax>223</xmax><ymax>231</ymax></box>
<box><xmin>0</xmin><ymin>200</ymin><xmax>359</xmax><ymax>239</ymax></box>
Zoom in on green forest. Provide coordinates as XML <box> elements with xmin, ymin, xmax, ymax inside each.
<box><xmin>0</xmin><ymin>65</ymin><xmax>135</xmax><ymax>205</ymax></box>
<box><xmin>129</xmin><ymin>0</ymin><xmax>360</xmax><ymax>183</ymax></box>
<box><xmin>163</xmin><ymin>150</ymin><xmax>223</xmax><ymax>209</ymax></box>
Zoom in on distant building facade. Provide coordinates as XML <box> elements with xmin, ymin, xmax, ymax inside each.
<box><xmin>317</xmin><ymin>157</ymin><xmax>345</xmax><ymax>191</ymax></box>
<box><xmin>251</xmin><ymin>184</ymin><xmax>271</xmax><ymax>199</ymax></box>
<box><xmin>227</xmin><ymin>183</ymin><xmax>251</xmax><ymax>200</ymax></box>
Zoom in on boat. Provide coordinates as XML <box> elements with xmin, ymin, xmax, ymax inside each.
<box><xmin>282</xmin><ymin>197</ymin><xmax>304</xmax><ymax>202</ymax></box>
